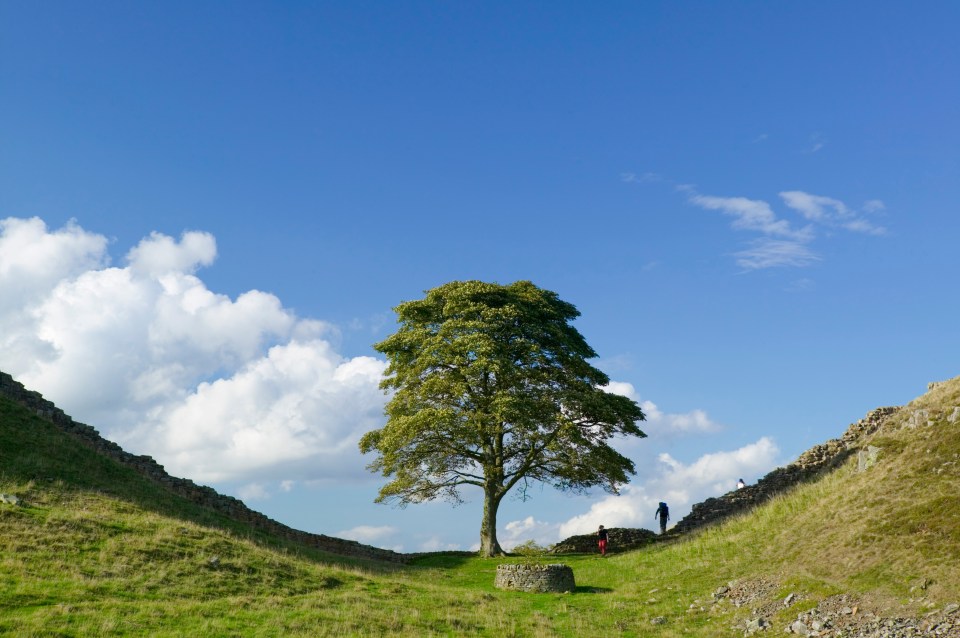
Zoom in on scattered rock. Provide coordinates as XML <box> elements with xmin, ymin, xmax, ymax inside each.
<box><xmin>744</xmin><ymin>617</ymin><xmax>769</xmax><ymax>635</ymax></box>
<box><xmin>0</xmin><ymin>493</ymin><xmax>22</xmax><ymax>506</ymax></box>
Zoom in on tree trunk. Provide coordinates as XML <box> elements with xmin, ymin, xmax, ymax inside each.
<box><xmin>479</xmin><ymin>485</ymin><xmax>504</xmax><ymax>557</ymax></box>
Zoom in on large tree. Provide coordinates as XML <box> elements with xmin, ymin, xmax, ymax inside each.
<box><xmin>359</xmin><ymin>280</ymin><xmax>646</xmax><ymax>557</ymax></box>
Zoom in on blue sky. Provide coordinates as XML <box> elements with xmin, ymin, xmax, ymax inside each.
<box><xmin>2</xmin><ymin>2</ymin><xmax>958</xmax><ymax>551</ymax></box>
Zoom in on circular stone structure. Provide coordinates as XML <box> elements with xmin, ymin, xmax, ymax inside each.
<box><xmin>494</xmin><ymin>564</ymin><xmax>575</xmax><ymax>593</ymax></box>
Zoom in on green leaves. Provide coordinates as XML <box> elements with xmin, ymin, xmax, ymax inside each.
<box><xmin>361</xmin><ymin>280</ymin><xmax>647</xmax><ymax>555</ymax></box>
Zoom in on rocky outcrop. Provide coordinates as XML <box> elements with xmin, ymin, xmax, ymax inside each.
<box><xmin>0</xmin><ymin>371</ymin><xmax>407</xmax><ymax>564</ymax></box>
<box><xmin>672</xmin><ymin>406</ymin><xmax>902</xmax><ymax>535</ymax></box>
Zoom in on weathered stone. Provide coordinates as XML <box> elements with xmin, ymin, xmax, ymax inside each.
<box><xmin>858</xmin><ymin>445</ymin><xmax>882</xmax><ymax>472</ymax></box>
<box><xmin>744</xmin><ymin>617</ymin><xmax>769</xmax><ymax>634</ymax></box>
<box><xmin>0</xmin><ymin>493</ymin><xmax>22</xmax><ymax>506</ymax></box>
<box><xmin>494</xmin><ymin>564</ymin><xmax>575</xmax><ymax>593</ymax></box>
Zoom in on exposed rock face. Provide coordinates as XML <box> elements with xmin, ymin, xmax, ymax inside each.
<box><xmin>551</xmin><ymin>526</ymin><xmax>657</xmax><ymax>554</ymax></box>
<box><xmin>0</xmin><ymin>371</ymin><xmax>407</xmax><ymax>564</ymax></box>
<box><xmin>672</xmin><ymin>406</ymin><xmax>902</xmax><ymax>535</ymax></box>
<box><xmin>494</xmin><ymin>563</ymin><xmax>575</xmax><ymax>593</ymax></box>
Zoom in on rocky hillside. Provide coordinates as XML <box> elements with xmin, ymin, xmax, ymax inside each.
<box><xmin>0</xmin><ymin>370</ymin><xmax>406</xmax><ymax>563</ymax></box>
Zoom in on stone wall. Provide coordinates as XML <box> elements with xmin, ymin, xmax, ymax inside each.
<box><xmin>0</xmin><ymin>371</ymin><xmax>407</xmax><ymax>564</ymax></box>
<box><xmin>494</xmin><ymin>564</ymin><xmax>575</xmax><ymax>593</ymax></box>
<box><xmin>551</xmin><ymin>527</ymin><xmax>657</xmax><ymax>554</ymax></box>
<box><xmin>672</xmin><ymin>406</ymin><xmax>902</xmax><ymax>535</ymax></box>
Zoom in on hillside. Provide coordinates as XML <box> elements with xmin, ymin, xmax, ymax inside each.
<box><xmin>2</xmin><ymin>372</ymin><xmax>960</xmax><ymax>636</ymax></box>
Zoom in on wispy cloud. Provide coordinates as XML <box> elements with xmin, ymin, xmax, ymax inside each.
<box><xmin>733</xmin><ymin>238</ymin><xmax>820</xmax><ymax>270</ymax></box>
<box><xmin>621</xmin><ymin>171</ymin><xmax>662</xmax><ymax>184</ymax></box>
<box><xmin>689</xmin><ymin>194</ymin><xmax>813</xmax><ymax>241</ymax></box>
<box><xmin>683</xmin><ymin>188</ymin><xmax>888</xmax><ymax>270</ymax></box>
<box><xmin>804</xmin><ymin>133</ymin><xmax>826</xmax><ymax>154</ymax></box>
<box><xmin>780</xmin><ymin>191</ymin><xmax>887</xmax><ymax>235</ymax></box>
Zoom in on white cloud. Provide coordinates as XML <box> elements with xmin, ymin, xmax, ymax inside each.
<box><xmin>237</xmin><ymin>483</ymin><xmax>271</xmax><ymax>501</ymax></box>
<box><xmin>683</xmin><ymin>187</ymin><xmax>887</xmax><ymax>270</ymax></box>
<box><xmin>689</xmin><ymin>194</ymin><xmax>812</xmax><ymax>241</ymax></box>
<box><xmin>0</xmin><ymin>217</ymin><xmax>387</xmax><ymax>488</ymax></box>
<box><xmin>810</xmin><ymin>133</ymin><xmax>826</xmax><ymax>153</ymax></box>
<box><xmin>500</xmin><ymin>516</ymin><xmax>561</xmax><ymax>550</ymax></box>
<box><xmin>780</xmin><ymin>191</ymin><xmax>887</xmax><ymax>236</ymax></box>
<box><xmin>640</xmin><ymin>399</ymin><xmax>721</xmax><ymax>435</ymax></box>
<box><xmin>621</xmin><ymin>172</ymin><xmax>662</xmax><ymax>184</ymax></box>
<box><xmin>603</xmin><ymin>381</ymin><xmax>721</xmax><ymax>437</ymax></box>
<box><xmin>419</xmin><ymin>536</ymin><xmax>463</xmax><ymax>552</ymax></box>
<box><xmin>734</xmin><ymin>238</ymin><xmax>820</xmax><ymax>270</ymax></box>
<box><xmin>337</xmin><ymin>525</ymin><xmax>398</xmax><ymax>544</ymax></box>
<box><xmin>555</xmin><ymin>437</ymin><xmax>780</xmax><ymax>539</ymax></box>
<box><xmin>0</xmin><ymin>217</ymin><xmax>110</xmax><ymax>367</ymax></box>
<box><xmin>127</xmin><ymin>230</ymin><xmax>217</xmax><ymax>276</ymax></box>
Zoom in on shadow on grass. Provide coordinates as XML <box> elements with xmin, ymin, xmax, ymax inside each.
<box><xmin>575</xmin><ymin>585</ymin><xmax>613</xmax><ymax>594</ymax></box>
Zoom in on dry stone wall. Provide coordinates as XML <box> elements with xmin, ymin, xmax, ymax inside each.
<box><xmin>0</xmin><ymin>371</ymin><xmax>406</xmax><ymax>564</ymax></box>
<box><xmin>551</xmin><ymin>527</ymin><xmax>657</xmax><ymax>554</ymax></box>
<box><xmin>672</xmin><ymin>406</ymin><xmax>902</xmax><ymax>534</ymax></box>
<box><xmin>494</xmin><ymin>564</ymin><xmax>575</xmax><ymax>593</ymax></box>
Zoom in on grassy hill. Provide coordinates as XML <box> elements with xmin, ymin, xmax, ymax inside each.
<box><xmin>2</xmin><ymin>376</ymin><xmax>959</xmax><ymax>637</ymax></box>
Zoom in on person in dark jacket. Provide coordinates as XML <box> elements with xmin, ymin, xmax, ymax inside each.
<box><xmin>597</xmin><ymin>525</ymin><xmax>609</xmax><ymax>556</ymax></box>
<box><xmin>654</xmin><ymin>502</ymin><xmax>670</xmax><ymax>534</ymax></box>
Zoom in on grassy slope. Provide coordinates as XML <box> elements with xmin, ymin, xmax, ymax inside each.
<box><xmin>2</xmin><ymin>377</ymin><xmax>959</xmax><ymax>637</ymax></box>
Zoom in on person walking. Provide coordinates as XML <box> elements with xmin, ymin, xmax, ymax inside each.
<box><xmin>597</xmin><ymin>525</ymin><xmax>609</xmax><ymax>556</ymax></box>
<box><xmin>654</xmin><ymin>502</ymin><xmax>670</xmax><ymax>534</ymax></box>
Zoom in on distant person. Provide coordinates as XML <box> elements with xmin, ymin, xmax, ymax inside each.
<box><xmin>737</xmin><ymin>478</ymin><xmax>746</xmax><ymax>489</ymax></box>
<box><xmin>654</xmin><ymin>502</ymin><xmax>670</xmax><ymax>534</ymax></box>
<box><xmin>597</xmin><ymin>525</ymin><xmax>609</xmax><ymax>556</ymax></box>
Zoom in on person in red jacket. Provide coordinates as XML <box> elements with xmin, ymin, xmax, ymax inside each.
<box><xmin>597</xmin><ymin>525</ymin><xmax>609</xmax><ymax>556</ymax></box>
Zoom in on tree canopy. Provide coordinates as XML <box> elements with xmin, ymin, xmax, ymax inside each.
<box><xmin>359</xmin><ymin>280</ymin><xmax>646</xmax><ymax>556</ymax></box>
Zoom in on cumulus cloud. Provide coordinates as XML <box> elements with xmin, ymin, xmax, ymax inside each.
<box><xmin>603</xmin><ymin>381</ymin><xmax>722</xmax><ymax>437</ymax></box>
<box><xmin>499</xmin><ymin>384</ymin><xmax>767</xmax><ymax>548</ymax></box>
<box><xmin>0</xmin><ymin>217</ymin><xmax>387</xmax><ymax>488</ymax></box>
<box><xmin>555</xmin><ymin>437</ymin><xmax>780</xmax><ymax>539</ymax></box>
<box><xmin>500</xmin><ymin>516</ymin><xmax>561</xmax><ymax>550</ymax></box>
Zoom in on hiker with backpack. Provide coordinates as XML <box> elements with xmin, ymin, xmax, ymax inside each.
<box><xmin>655</xmin><ymin>501</ymin><xmax>670</xmax><ymax>534</ymax></box>
<box><xmin>597</xmin><ymin>525</ymin><xmax>609</xmax><ymax>556</ymax></box>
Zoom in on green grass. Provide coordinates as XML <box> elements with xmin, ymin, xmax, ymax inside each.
<box><xmin>2</xmin><ymin>377</ymin><xmax>960</xmax><ymax>636</ymax></box>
